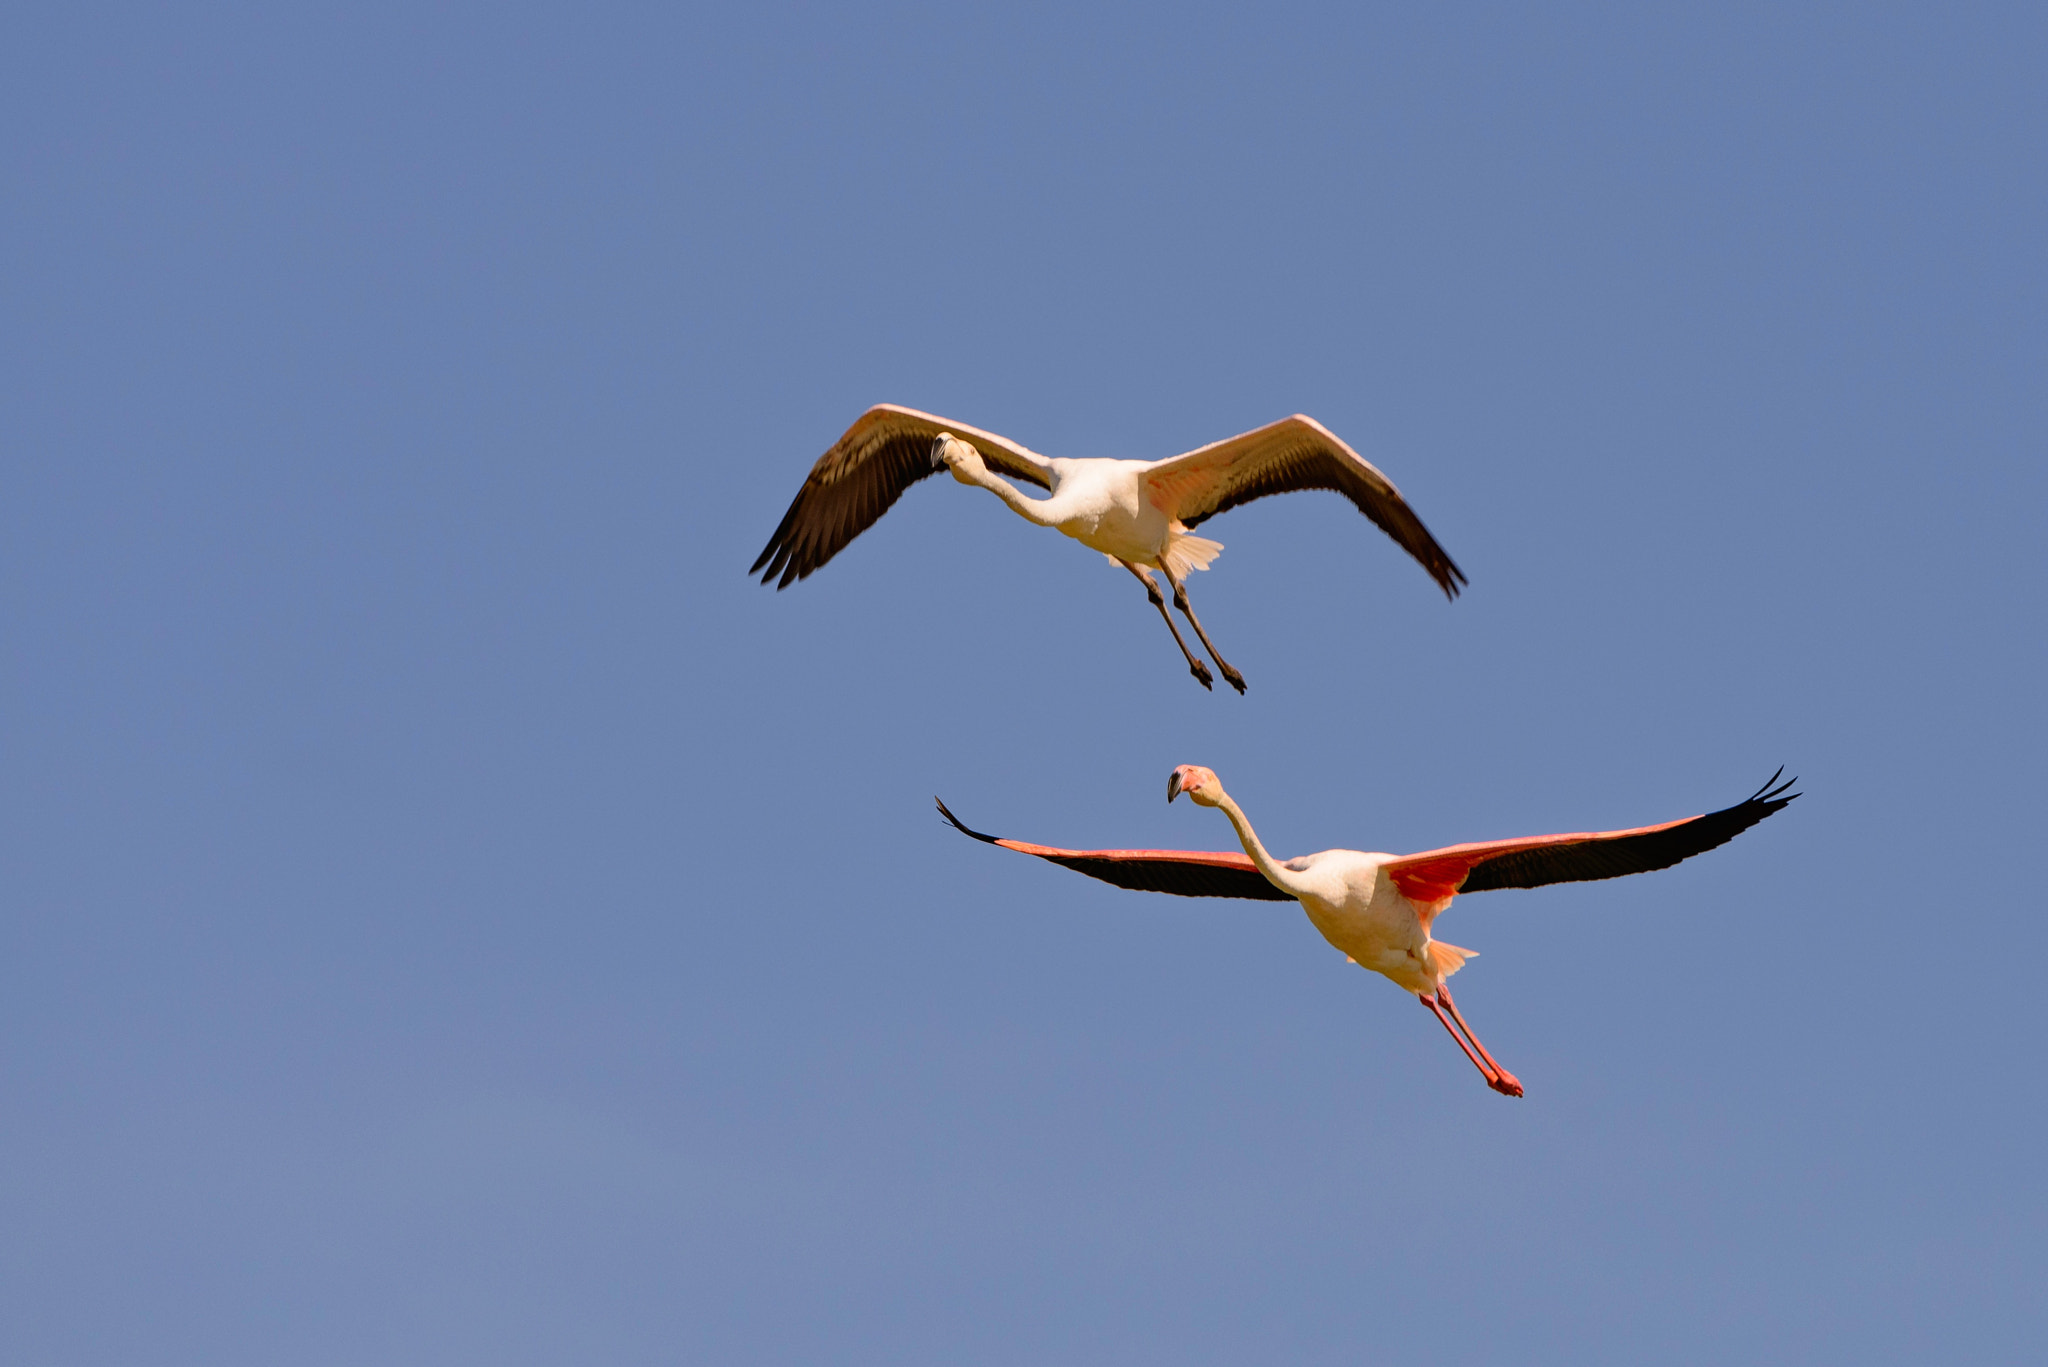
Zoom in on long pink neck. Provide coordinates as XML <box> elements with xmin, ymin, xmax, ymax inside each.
<box><xmin>1214</xmin><ymin>790</ymin><xmax>1314</xmax><ymax>900</ymax></box>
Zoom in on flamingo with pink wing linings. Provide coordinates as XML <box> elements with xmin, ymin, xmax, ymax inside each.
<box><xmin>940</xmin><ymin>768</ymin><xmax>1798</xmax><ymax>1096</ymax></box>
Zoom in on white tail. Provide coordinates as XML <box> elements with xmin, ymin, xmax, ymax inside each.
<box><xmin>1161</xmin><ymin>531</ymin><xmax>1223</xmax><ymax>580</ymax></box>
<box><xmin>1426</xmin><ymin>940</ymin><xmax>1478</xmax><ymax>981</ymax></box>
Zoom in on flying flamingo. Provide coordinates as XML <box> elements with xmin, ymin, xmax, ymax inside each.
<box><xmin>937</xmin><ymin>767</ymin><xmax>1798</xmax><ymax>1096</ymax></box>
<box><xmin>751</xmin><ymin>405</ymin><xmax>1464</xmax><ymax>692</ymax></box>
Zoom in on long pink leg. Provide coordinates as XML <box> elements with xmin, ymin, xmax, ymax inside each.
<box><xmin>1419</xmin><ymin>993</ymin><xmax>1523</xmax><ymax>1098</ymax></box>
<box><xmin>1437</xmin><ymin>986</ymin><xmax>1524</xmax><ymax>1097</ymax></box>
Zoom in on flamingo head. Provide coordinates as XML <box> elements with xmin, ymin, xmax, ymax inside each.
<box><xmin>1167</xmin><ymin>764</ymin><xmax>1222</xmax><ymax>806</ymax></box>
<box><xmin>931</xmin><ymin>433</ymin><xmax>985</xmax><ymax>483</ymax></box>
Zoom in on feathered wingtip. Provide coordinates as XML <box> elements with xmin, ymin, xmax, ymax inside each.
<box><xmin>935</xmin><ymin>797</ymin><xmax>1003</xmax><ymax>845</ymax></box>
<box><xmin>747</xmin><ymin>501</ymin><xmax>806</xmax><ymax>589</ymax></box>
<box><xmin>1748</xmin><ymin>767</ymin><xmax>1801</xmax><ymax>811</ymax></box>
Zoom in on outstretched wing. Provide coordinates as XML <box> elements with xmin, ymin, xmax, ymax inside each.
<box><xmin>1140</xmin><ymin>414</ymin><xmax>1466</xmax><ymax>598</ymax></box>
<box><xmin>936</xmin><ymin>798</ymin><xmax>1293</xmax><ymax>902</ymax></box>
<box><xmin>1382</xmin><ymin>771</ymin><xmax>1800</xmax><ymax>912</ymax></box>
<box><xmin>751</xmin><ymin>405</ymin><xmax>1055</xmax><ymax>589</ymax></box>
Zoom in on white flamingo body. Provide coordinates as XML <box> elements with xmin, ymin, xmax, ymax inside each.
<box><xmin>948</xmin><ymin>452</ymin><xmax>1224</xmax><ymax>580</ymax></box>
<box><xmin>1276</xmin><ymin>851</ymin><xmax>1448</xmax><ymax>996</ymax></box>
<box><xmin>1186</xmin><ymin>810</ymin><xmax>1472</xmax><ymax>998</ymax></box>
<box><xmin>752</xmin><ymin>405</ymin><xmax>1462</xmax><ymax>691</ymax></box>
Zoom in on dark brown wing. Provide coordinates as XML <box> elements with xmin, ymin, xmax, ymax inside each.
<box><xmin>751</xmin><ymin>405</ymin><xmax>1055</xmax><ymax>588</ymax></box>
<box><xmin>1142</xmin><ymin>414</ymin><xmax>1466</xmax><ymax>598</ymax></box>
<box><xmin>1383</xmin><ymin>771</ymin><xmax>1799</xmax><ymax>908</ymax></box>
<box><xmin>936</xmin><ymin>799</ymin><xmax>1294</xmax><ymax>902</ymax></box>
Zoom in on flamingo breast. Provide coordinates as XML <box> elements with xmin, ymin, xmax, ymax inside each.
<box><xmin>1294</xmin><ymin>856</ymin><xmax>1436</xmax><ymax>991</ymax></box>
<box><xmin>1048</xmin><ymin>461</ymin><xmax>1169</xmax><ymax>562</ymax></box>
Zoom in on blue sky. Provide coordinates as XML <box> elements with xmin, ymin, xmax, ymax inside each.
<box><xmin>3</xmin><ymin>3</ymin><xmax>2044</xmax><ymax>1363</ymax></box>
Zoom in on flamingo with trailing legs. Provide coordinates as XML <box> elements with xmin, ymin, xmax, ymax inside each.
<box><xmin>751</xmin><ymin>405</ymin><xmax>1465</xmax><ymax>692</ymax></box>
<box><xmin>938</xmin><ymin>767</ymin><xmax>1798</xmax><ymax>1096</ymax></box>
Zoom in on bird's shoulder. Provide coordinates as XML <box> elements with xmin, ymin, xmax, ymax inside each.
<box><xmin>1281</xmin><ymin>848</ymin><xmax>1387</xmax><ymax>883</ymax></box>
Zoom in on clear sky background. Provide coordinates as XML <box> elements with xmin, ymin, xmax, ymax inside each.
<box><xmin>4</xmin><ymin>4</ymin><xmax>2044</xmax><ymax>1363</ymax></box>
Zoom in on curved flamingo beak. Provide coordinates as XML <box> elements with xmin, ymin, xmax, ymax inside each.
<box><xmin>1167</xmin><ymin>766</ymin><xmax>1192</xmax><ymax>803</ymax></box>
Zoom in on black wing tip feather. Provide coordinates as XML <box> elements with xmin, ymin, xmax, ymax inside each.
<box><xmin>1731</xmin><ymin>767</ymin><xmax>1800</xmax><ymax>825</ymax></box>
<box><xmin>751</xmin><ymin>427</ymin><xmax>949</xmax><ymax>588</ymax></box>
<box><xmin>750</xmin><ymin>555</ymin><xmax>800</xmax><ymax>588</ymax></box>
<box><xmin>1733</xmin><ymin>767</ymin><xmax>1800</xmax><ymax>828</ymax></box>
<box><xmin>746</xmin><ymin>541</ymin><xmax>801</xmax><ymax>588</ymax></box>
<box><xmin>935</xmin><ymin>797</ymin><xmax>1003</xmax><ymax>845</ymax></box>
<box><xmin>748</xmin><ymin>516</ymin><xmax>801</xmax><ymax>587</ymax></box>
<box><xmin>1458</xmin><ymin>767</ymin><xmax>1800</xmax><ymax>896</ymax></box>
<box><xmin>1749</xmin><ymin>767</ymin><xmax>1799</xmax><ymax>806</ymax></box>
<box><xmin>1690</xmin><ymin>766</ymin><xmax>1801</xmax><ymax>848</ymax></box>
<box><xmin>747</xmin><ymin>513</ymin><xmax>791</xmax><ymax>582</ymax></box>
